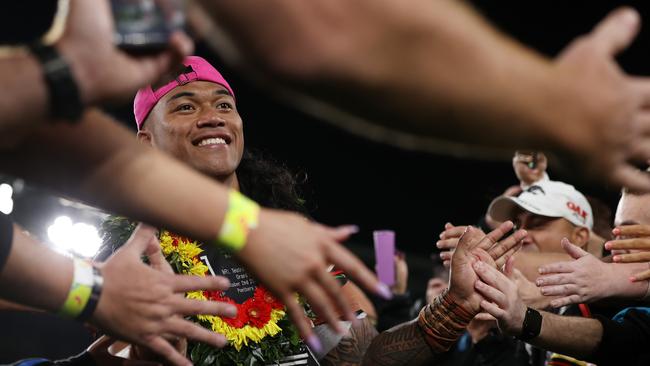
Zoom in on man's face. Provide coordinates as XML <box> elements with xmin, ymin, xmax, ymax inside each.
<box><xmin>514</xmin><ymin>210</ymin><xmax>578</xmax><ymax>253</ymax></box>
<box><xmin>141</xmin><ymin>81</ymin><xmax>243</xmax><ymax>179</ymax></box>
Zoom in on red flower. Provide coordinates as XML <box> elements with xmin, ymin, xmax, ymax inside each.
<box><xmin>254</xmin><ymin>287</ymin><xmax>284</xmax><ymax>310</ymax></box>
<box><xmin>222</xmin><ymin>306</ymin><xmax>248</xmax><ymax>328</ymax></box>
<box><xmin>241</xmin><ymin>298</ymin><xmax>272</xmax><ymax>328</ymax></box>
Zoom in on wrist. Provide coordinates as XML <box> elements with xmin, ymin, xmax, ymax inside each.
<box><xmin>58</xmin><ymin>258</ymin><xmax>103</xmax><ymax>321</ymax></box>
<box><xmin>213</xmin><ymin>190</ymin><xmax>260</xmax><ymax>252</ymax></box>
<box><xmin>55</xmin><ymin>40</ymin><xmax>93</xmax><ymax>106</ymax></box>
<box><xmin>417</xmin><ymin>289</ymin><xmax>475</xmax><ymax>353</ymax></box>
<box><xmin>448</xmin><ymin>287</ymin><xmax>482</xmax><ymax>314</ymax></box>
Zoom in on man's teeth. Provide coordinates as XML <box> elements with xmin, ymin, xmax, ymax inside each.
<box><xmin>198</xmin><ymin>137</ymin><xmax>227</xmax><ymax>146</ymax></box>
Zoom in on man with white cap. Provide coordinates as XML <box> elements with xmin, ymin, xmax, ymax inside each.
<box><xmin>487</xmin><ymin>180</ymin><xmax>596</xmax><ymax>254</ymax></box>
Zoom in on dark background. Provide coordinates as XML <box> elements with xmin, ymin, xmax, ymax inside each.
<box><xmin>2</xmin><ymin>0</ymin><xmax>650</xmax><ymax>360</ymax></box>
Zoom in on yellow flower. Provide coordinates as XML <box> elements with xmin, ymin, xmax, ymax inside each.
<box><xmin>162</xmin><ymin>231</ymin><xmax>286</xmax><ymax>350</ymax></box>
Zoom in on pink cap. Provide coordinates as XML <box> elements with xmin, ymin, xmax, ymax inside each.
<box><xmin>133</xmin><ymin>56</ymin><xmax>235</xmax><ymax>130</ymax></box>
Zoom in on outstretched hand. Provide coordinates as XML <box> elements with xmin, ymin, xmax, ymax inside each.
<box><xmin>92</xmin><ymin>225</ymin><xmax>236</xmax><ymax>366</ymax></box>
<box><xmin>537</xmin><ymin>238</ymin><xmax>647</xmax><ymax>307</ymax></box>
<box><xmin>448</xmin><ymin>221</ymin><xmax>526</xmax><ymax>313</ymax></box>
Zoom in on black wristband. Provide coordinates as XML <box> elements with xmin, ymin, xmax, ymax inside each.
<box><xmin>77</xmin><ymin>265</ymin><xmax>103</xmax><ymax>322</ymax></box>
<box><xmin>29</xmin><ymin>43</ymin><xmax>83</xmax><ymax>122</ymax></box>
<box><xmin>517</xmin><ymin>307</ymin><xmax>542</xmax><ymax>341</ymax></box>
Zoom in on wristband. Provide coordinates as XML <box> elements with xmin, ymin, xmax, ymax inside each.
<box><xmin>29</xmin><ymin>43</ymin><xmax>83</xmax><ymax>122</ymax></box>
<box><xmin>58</xmin><ymin>258</ymin><xmax>103</xmax><ymax>321</ymax></box>
<box><xmin>58</xmin><ymin>258</ymin><xmax>93</xmax><ymax>318</ymax></box>
<box><xmin>77</xmin><ymin>265</ymin><xmax>104</xmax><ymax>322</ymax></box>
<box><xmin>216</xmin><ymin>190</ymin><xmax>260</xmax><ymax>252</ymax></box>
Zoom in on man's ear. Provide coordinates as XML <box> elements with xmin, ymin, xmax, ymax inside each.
<box><xmin>570</xmin><ymin>226</ymin><xmax>590</xmax><ymax>248</ymax></box>
<box><xmin>137</xmin><ymin>129</ymin><xmax>153</xmax><ymax>146</ymax></box>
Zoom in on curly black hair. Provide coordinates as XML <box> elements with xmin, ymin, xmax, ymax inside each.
<box><xmin>237</xmin><ymin>148</ymin><xmax>309</xmax><ymax>215</ymax></box>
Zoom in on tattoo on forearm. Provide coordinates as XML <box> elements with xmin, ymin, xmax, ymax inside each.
<box><xmin>321</xmin><ymin>317</ymin><xmax>379</xmax><ymax>366</ymax></box>
<box><xmin>361</xmin><ymin>320</ymin><xmax>437</xmax><ymax>366</ymax></box>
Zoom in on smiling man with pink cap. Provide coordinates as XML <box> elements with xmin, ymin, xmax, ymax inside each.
<box><xmin>90</xmin><ymin>56</ymin><xmax>384</xmax><ymax>364</ymax></box>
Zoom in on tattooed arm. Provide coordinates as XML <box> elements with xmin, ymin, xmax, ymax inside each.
<box><xmin>322</xmin><ymin>316</ymin><xmax>379</xmax><ymax>366</ymax></box>
<box><xmin>362</xmin><ymin>320</ymin><xmax>437</xmax><ymax>366</ymax></box>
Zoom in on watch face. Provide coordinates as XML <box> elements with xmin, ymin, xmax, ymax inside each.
<box><xmin>519</xmin><ymin>307</ymin><xmax>542</xmax><ymax>341</ymax></box>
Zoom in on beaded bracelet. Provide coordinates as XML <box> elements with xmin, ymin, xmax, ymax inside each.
<box><xmin>417</xmin><ymin>289</ymin><xmax>475</xmax><ymax>353</ymax></box>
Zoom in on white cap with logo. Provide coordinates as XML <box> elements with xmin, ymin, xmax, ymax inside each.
<box><xmin>488</xmin><ymin>180</ymin><xmax>593</xmax><ymax>229</ymax></box>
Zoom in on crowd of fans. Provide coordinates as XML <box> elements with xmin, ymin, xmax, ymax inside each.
<box><xmin>2</xmin><ymin>0</ymin><xmax>650</xmax><ymax>365</ymax></box>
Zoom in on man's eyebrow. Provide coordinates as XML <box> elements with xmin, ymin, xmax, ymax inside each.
<box><xmin>166</xmin><ymin>91</ymin><xmax>195</xmax><ymax>103</ymax></box>
<box><xmin>215</xmin><ymin>89</ymin><xmax>232</xmax><ymax>97</ymax></box>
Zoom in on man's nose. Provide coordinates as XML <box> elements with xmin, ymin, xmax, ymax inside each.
<box><xmin>196</xmin><ymin>110</ymin><xmax>226</xmax><ymax>128</ymax></box>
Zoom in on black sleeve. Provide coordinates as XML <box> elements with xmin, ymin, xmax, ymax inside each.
<box><xmin>588</xmin><ymin>308</ymin><xmax>650</xmax><ymax>366</ymax></box>
<box><xmin>0</xmin><ymin>213</ymin><xmax>14</xmax><ymax>272</ymax></box>
<box><xmin>373</xmin><ymin>292</ymin><xmax>415</xmax><ymax>332</ymax></box>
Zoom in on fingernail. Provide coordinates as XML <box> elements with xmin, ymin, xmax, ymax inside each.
<box><xmin>538</xmin><ymin>268</ymin><xmax>545</xmax><ymax>274</ymax></box>
<box><xmin>604</xmin><ymin>242</ymin><xmax>611</xmax><ymax>250</ymax></box>
<box><xmin>436</xmin><ymin>240</ymin><xmax>442</xmax><ymax>248</ymax></box>
<box><xmin>613</xmin><ymin>255</ymin><xmax>620</xmax><ymax>262</ymax></box>
<box><xmin>376</xmin><ymin>283</ymin><xmax>393</xmax><ymax>299</ymax></box>
<box><xmin>306</xmin><ymin>335</ymin><xmax>323</xmax><ymax>354</ymax></box>
<box><xmin>224</xmin><ymin>305</ymin><xmax>237</xmax><ymax>318</ymax></box>
<box><xmin>535</xmin><ymin>280</ymin><xmax>542</xmax><ymax>286</ymax></box>
<box><xmin>439</xmin><ymin>232</ymin><xmax>445</xmax><ymax>239</ymax></box>
<box><xmin>343</xmin><ymin>225</ymin><xmax>360</xmax><ymax>234</ymax></box>
<box><xmin>220</xmin><ymin>277</ymin><xmax>231</xmax><ymax>288</ymax></box>
<box><xmin>630</xmin><ymin>276</ymin><xmax>637</xmax><ymax>282</ymax></box>
<box><xmin>540</xmin><ymin>288</ymin><xmax>547</xmax><ymax>295</ymax></box>
<box><xmin>619</xmin><ymin>9</ymin><xmax>639</xmax><ymax>27</ymax></box>
<box><xmin>613</xmin><ymin>228</ymin><xmax>621</xmax><ymax>235</ymax></box>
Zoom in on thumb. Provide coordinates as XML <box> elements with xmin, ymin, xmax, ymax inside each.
<box><xmin>561</xmin><ymin>238</ymin><xmax>589</xmax><ymax>259</ymax></box>
<box><xmin>122</xmin><ymin>223</ymin><xmax>158</xmax><ymax>255</ymax></box>
<box><xmin>590</xmin><ymin>7</ymin><xmax>640</xmax><ymax>55</ymax></box>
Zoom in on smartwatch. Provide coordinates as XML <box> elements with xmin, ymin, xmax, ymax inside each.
<box><xmin>517</xmin><ymin>307</ymin><xmax>542</xmax><ymax>341</ymax></box>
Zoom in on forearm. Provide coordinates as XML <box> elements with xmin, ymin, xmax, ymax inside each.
<box><xmin>363</xmin><ymin>291</ymin><xmax>475</xmax><ymax>366</ymax></box>
<box><xmin>0</xmin><ymin>51</ymin><xmax>50</xmax><ymax>146</ymax></box>
<box><xmin>202</xmin><ymin>0</ymin><xmax>574</xmax><ymax>155</ymax></box>
<box><xmin>0</xmin><ymin>225</ymin><xmax>72</xmax><ymax>312</ymax></box>
<box><xmin>528</xmin><ymin>311</ymin><xmax>602</xmax><ymax>359</ymax></box>
<box><xmin>0</xmin><ymin>109</ymin><xmax>229</xmax><ymax>242</ymax></box>
<box><xmin>322</xmin><ymin>317</ymin><xmax>378</xmax><ymax>366</ymax></box>
<box><xmin>362</xmin><ymin>320</ymin><xmax>437</xmax><ymax>366</ymax></box>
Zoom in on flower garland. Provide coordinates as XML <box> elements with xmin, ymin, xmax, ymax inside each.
<box><xmin>100</xmin><ymin>217</ymin><xmax>306</xmax><ymax>365</ymax></box>
<box><xmin>159</xmin><ymin>231</ymin><xmax>288</xmax><ymax>351</ymax></box>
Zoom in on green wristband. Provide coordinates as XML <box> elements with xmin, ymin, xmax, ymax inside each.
<box><xmin>216</xmin><ymin>190</ymin><xmax>260</xmax><ymax>252</ymax></box>
<box><xmin>58</xmin><ymin>258</ymin><xmax>93</xmax><ymax>318</ymax></box>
